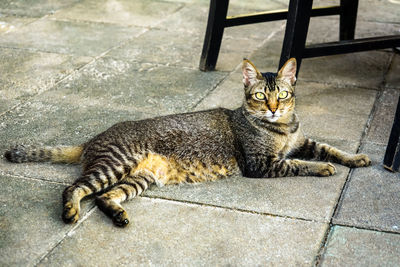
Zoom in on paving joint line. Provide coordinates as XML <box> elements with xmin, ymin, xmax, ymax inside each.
<box><xmin>356</xmin><ymin>51</ymin><xmax>395</xmax><ymax>145</ymax></box>
<box><xmin>332</xmin><ymin>222</ymin><xmax>400</xmax><ymax>235</ymax></box>
<box><xmin>312</xmin><ymin>168</ymin><xmax>353</xmax><ymax>266</ymax></box>
<box><xmin>141</xmin><ymin>194</ymin><xmax>323</xmax><ymax>224</ymax></box>
<box><xmin>0</xmin><ymin>43</ymin><xmax>91</xmax><ymax>56</ymax></box>
<box><xmin>313</xmin><ymin>224</ymin><xmax>334</xmax><ymax>267</ymax></box>
<box><xmin>314</xmin><ymin>221</ymin><xmax>400</xmax><ymax>267</ymax></box>
<box><xmin>35</xmin><ymin>205</ymin><xmax>98</xmax><ymax>266</ymax></box>
<box><xmin>191</xmin><ymin>71</ymin><xmax>232</xmax><ymax>110</ymax></box>
<box><xmin>0</xmin><ymin>170</ymin><xmax>70</xmax><ymax>186</ymax></box>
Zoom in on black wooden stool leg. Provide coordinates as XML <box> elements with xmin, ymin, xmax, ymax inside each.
<box><xmin>278</xmin><ymin>0</ymin><xmax>313</xmax><ymax>75</ymax></box>
<box><xmin>199</xmin><ymin>0</ymin><xmax>229</xmax><ymax>71</ymax></box>
<box><xmin>384</xmin><ymin>96</ymin><xmax>400</xmax><ymax>172</ymax></box>
<box><xmin>339</xmin><ymin>0</ymin><xmax>359</xmax><ymax>41</ymax></box>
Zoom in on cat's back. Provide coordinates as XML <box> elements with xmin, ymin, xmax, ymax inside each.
<box><xmin>85</xmin><ymin>108</ymin><xmax>239</xmax><ymax>161</ymax></box>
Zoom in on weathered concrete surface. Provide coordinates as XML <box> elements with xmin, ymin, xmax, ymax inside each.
<box><xmin>39</xmin><ymin>197</ymin><xmax>328</xmax><ymax>266</ymax></box>
<box><xmin>386</xmin><ymin>54</ymin><xmax>400</xmax><ymax>89</ymax></box>
<box><xmin>0</xmin><ymin>174</ymin><xmax>94</xmax><ymax>266</ymax></box>
<box><xmin>0</xmin><ymin>47</ymin><xmax>91</xmax><ymax>114</ymax></box>
<box><xmin>320</xmin><ymin>226</ymin><xmax>400</xmax><ymax>267</ymax></box>
<box><xmin>0</xmin><ymin>16</ymin><xmax>36</xmax><ymax>34</ymax></box>
<box><xmin>365</xmin><ymin>88</ymin><xmax>400</xmax><ymax>145</ymax></box>
<box><xmin>0</xmin><ymin>19</ymin><xmax>145</xmax><ymax>56</ymax></box>
<box><xmin>333</xmin><ymin>142</ymin><xmax>400</xmax><ymax>233</ymax></box>
<box><xmin>145</xmin><ymin>166</ymin><xmax>350</xmax><ymax>222</ymax></box>
<box><xmin>0</xmin><ymin>0</ymin><xmax>80</xmax><ymax>17</ymax></box>
<box><xmin>53</xmin><ymin>0</ymin><xmax>183</xmax><ymax>27</ymax></box>
<box><xmin>0</xmin><ymin>0</ymin><xmax>399</xmax><ymax>265</ymax></box>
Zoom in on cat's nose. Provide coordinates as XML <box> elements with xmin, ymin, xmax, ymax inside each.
<box><xmin>270</xmin><ymin>108</ymin><xmax>277</xmax><ymax>114</ymax></box>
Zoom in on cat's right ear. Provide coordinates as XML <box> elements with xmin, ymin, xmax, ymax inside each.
<box><xmin>242</xmin><ymin>59</ymin><xmax>262</xmax><ymax>87</ymax></box>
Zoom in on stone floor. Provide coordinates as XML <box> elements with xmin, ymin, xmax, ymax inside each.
<box><xmin>0</xmin><ymin>0</ymin><xmax>399</xmax><ymax>266</ymax></box>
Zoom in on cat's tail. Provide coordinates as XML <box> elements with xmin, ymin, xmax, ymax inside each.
<box><xmin>4</xmin><ymin>144</ymin><xmax>84</xmax><ymax>164</ymax></box>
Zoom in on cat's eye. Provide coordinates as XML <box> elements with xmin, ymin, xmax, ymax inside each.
<box><xmin>278</xmin><ymin>91</ymin><xmax>289</xmax><ymax>99</ymax></box>
<box><xmin>254</xmin><ymin>92</ymin><xmax>266</xmax><ymax>100</ymax></box>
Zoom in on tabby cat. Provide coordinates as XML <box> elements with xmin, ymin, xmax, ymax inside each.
<box><xmin>4</xmin><ymin>58</ymin><xmax>371</xmax><ymax>227</ymax></box>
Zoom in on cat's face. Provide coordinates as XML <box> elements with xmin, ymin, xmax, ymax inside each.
<box><xmin>242</xmin><ymin>58</ymin><xmax>297</xmax><ymax>123</ymax></box>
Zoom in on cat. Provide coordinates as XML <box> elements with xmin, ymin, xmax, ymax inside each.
<box><xmin>3</xmin><ymin>58</ymin><xmax>371</xmax><ymax>227</ymax></box>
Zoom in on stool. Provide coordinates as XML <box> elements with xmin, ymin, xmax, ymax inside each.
<box><xmin>384</xmin><ymin>95</ymin><xmax>400</xmax><ymax>172</ymax></box>
<box><xmin>199</xmin><ymin>0</ymin><xmax>400</xmax><ymax>73</ymax></box>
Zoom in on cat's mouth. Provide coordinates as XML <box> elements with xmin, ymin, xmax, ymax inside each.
<box><xmin>266</xmin><ymin>114</ymin><xmax>280</xmax><ymax>122</ymax></box>
<box><xmin>265</xmin><ymin>110</ymin><xmax>281</xmax><ymax>122</ymax></box>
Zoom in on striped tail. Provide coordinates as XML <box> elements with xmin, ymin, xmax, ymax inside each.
<box><xmin>4</xmin><ymin>144</ymin><xmax>84</xmax><ymax>164</ymax></box>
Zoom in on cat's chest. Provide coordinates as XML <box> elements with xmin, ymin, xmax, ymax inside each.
<box><xmin>274</xmin><ymin>130</ymin><xmax>301</xmax><ymax>157</ymax></box>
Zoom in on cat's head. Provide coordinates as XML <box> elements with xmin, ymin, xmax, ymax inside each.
<box><xmin>242</xmin><ymin>58</ymin><xmax>297</xmax><ymax>124</ymax></box>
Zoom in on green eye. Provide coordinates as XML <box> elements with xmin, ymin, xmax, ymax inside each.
<box><xmin>278</xmin><ymin>91</ymin><xmax>288</xmax><ymax>99</ymax></box>
<box><xmin>254</xmin><ymin>92</ymin><xmax>266</xmax><ymax>100</ymax></box>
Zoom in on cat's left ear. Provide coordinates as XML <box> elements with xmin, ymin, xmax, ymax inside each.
<box><xmin>277</xmin><ymin>58</ymin><xmax>297</xmax><ymax>86</ymax></box>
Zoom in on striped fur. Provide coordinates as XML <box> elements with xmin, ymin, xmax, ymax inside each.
<box><xmin>3</xmin><ymin>58</ymin><xmax>371</xmax><ymax>227</ymax></box>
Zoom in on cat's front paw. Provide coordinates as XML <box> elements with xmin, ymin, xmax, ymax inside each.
<box><xmin>317</xmin><ymin>163</ymin><xmax>336</xmax><ymax>177</ymax></box>
<box><xmin>346</xmin><ymin>153</ymin><xmax>371</xmax><ymax>168</ymax></box>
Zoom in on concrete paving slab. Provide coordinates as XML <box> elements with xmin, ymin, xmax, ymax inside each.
<box><xmin>365</xmin><ymin>88</ymin><xmax>399</xmax><ymax>145</ymax></box>
<box><xmin>55</xmin><ymin>57</ymin><xmax>227</xmax><ymax>114</ymax></box>
<box><xmin>53</xmin><ymin>0</ymin><xmax>183</xmax><ymax>27</ymax></box>
<box><xmin>39</xmin><ymin>197</ymin><xmax>328</xmax><ymax>266</ymax></box>
<box><xmin>194</xmin><ymin>71</ymin><xmax>243</xmax><ymax>111</ymax></box>
<box><xmin>145</xmin><ymin>164</ymin><xmax>350</xmax><ymax>222</ymax></box>
<box><xmin>385</xmin><ymin>54</ymin><xmax>400</xmax><ymax>89</ymax></box>
<box><xmin>0</xmin><ymin>19</ymin><xmax>145</xmax><ymax>56</ymax></box>
<box><xmin>333</xmin><ymin>142</ymin><xmax>400</xmax><ymax>233</ymax></box>
<box><xmin>0</xmin><ymin>16</ymin><xmax>37</xmax><ymax>34</ymax></box>
<box><xmin>320</xmin><ymin>226</ymin><xmax>400</xmax><ymax>267</ymax></box>
<box><xmin>107</xmin><ymin>28</ymin><xmax>203</xmax><ymax>69</ymax></box>
<box><xmin>0</xmin><ymin>174</ymin><xmax>93</xmax><ymax>266</ymax></box>
<box><xmin>157</xmin><ymin>1</ymin><xmax>285</xmax><ymax>37</ymax></box>
<box><xmin>298</xmin><ymin>109</ymin><xmax>371</xmax><ymax>143</ymax></box>
<box><xmin>295</xmin><ymin>81</ymin><xmax>377</xmax><ymax>117</ymax></box>
<box><xmin>0</xmin><ymin>47</ymin><xmax>92</xmax><ymax>114</ymax></box>
<box><xmin>107</xmin><ymin>9</ymin><xmax>276</xmax><ymax>71</ymax></box>
<box><xmin>155</xmin><ymin>2</ymin><xmax>209</xmax><ymax>35</ymax></box>
<box><xmin>0</xmin><ymin>0</ymin><xmax>80</xmax><ymax>17</ymax></box>
<box><xmin>299</xmin><ymin>51</ymin><xmax>392</xmax><ymax>90</ymax></box>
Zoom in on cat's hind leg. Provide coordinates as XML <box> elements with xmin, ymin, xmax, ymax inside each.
<box><xmin>293</xmin><ymin>138</ymin><xmax>371</xmax><ymax>167</ymax></box>
<box><xmin>62</xmin><ymin>159</ymin><xmax>129</xmax><ymax>224</ymax></box>
<box><xmin>95</xmin><ymin>172</ymin><xmax>154</xmax><ymax>227</ymax></box>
